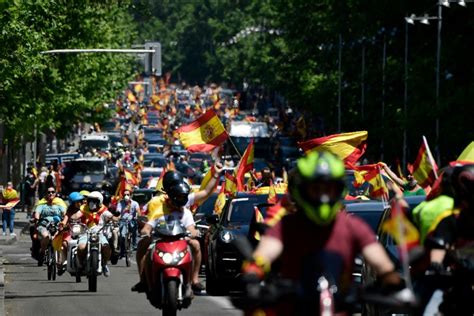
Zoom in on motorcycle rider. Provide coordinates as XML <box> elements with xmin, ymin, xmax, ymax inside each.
<box><xmin>33</xmin><ymin>187</ymin><xmax>67</xmax><ymax>266</ymax></box>
<box><xmin>56</xmin><ymin>192</ymin><xmax>85</xmax><ymax>275</ymax></box>
<box><xmin>76</xmin><ymin>191</ymin><xmax>113</xmax><ymax>277</ymax></box>
<box><xmin>116</xmin><ymin>188</ymin><xmax>139</xmax><ymax>253</ymax></box>
<box><xmin>132</xmin><ymin>165</ymin><xmax>222</xmax><ymax>294</ymax></box>
<box><xmin>244</xmin><ymin>152</ymin><xmax>403</xmax><ymax>314</ymax></box>
<box><xmin>425</xmin><ymin>163</ymin><xmax>474</xmax><ymax>314</ymax></box>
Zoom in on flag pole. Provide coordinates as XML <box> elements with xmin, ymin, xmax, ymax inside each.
<box><xmin>423</xmin><ymin>135</ymin><xmax>439</xmax><ymax>180</ymax></box>
<box><xmin>227</xmin><ymin>136</ymin><xmax>243</xmax><ymax>159</ymax></box>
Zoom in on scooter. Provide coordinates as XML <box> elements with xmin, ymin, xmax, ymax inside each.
<box><xmin>142</xmin><ymin>218</ymin><xmax>193</xmax><ymax>316</ymax></box>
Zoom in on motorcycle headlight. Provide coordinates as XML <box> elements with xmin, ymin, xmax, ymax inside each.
<box><xmin>90</xmin><ymin>234</ymin><xmax>99</xmax><ymax>243</ymax></box>
<box><xmin>220</xmin><ymin>230</ymin><xmax>234</xmax><ymax>243</ymax></box>
<box><xmin>157</xmin><ymin>250</ymin><xmax>187</xmax><ymax>264</ymax></box>
<box><xmin>71</xmin><ymin>225</ymin><xmax>84</xmax><ymax>237</ymax></box>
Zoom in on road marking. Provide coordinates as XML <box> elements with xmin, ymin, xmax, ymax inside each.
<box><xmin>204</xmin><ymin>295</ymin><xmax>237</xmax><ymax>312</ymax></box>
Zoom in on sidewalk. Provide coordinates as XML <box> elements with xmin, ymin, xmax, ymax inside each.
<box><xmin>0</xmin><ymin>210</ymin><xmax>30</xmax><ymax>246</ymax></box>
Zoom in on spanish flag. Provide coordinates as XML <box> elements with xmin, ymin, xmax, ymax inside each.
<box><xmin>214</xmin><ymin>183</ymin><xmax>226</xmax><ymax>216</ymax></box>
<box><xmin>176</xmin><ymin>110</ymin><xmax>228</xmax><ymax>152</ymax></box>
<box><xmin>382</xmin><ymin>199</ymin><xmax>420</xmax><ymax>249</ymax></box>
<box><xmin>224</xmin><ymin>172</ymin><xmax>237</xmax><ymax>196</ymax></box>
<box><xmin>411</xmin><ymin>136</ymin><xmax>438</xmax><ymax>188</ymax></box>
<box><xmin>253</xmin><ymin>206</ymin><xmax>265</xmax><ymax>240</ymax></box>
<box><xmin>267</xmin><ymin>180</ymin><xmax>278</xmax><ymax>204</ymax></box>
<box><xmin>236</xmin><ymin>140</ymin><xmax>254</xmax><ymax>191</ymax></box>
<box><xmin>352</xmin><ymin>164</ymin><xmax>388</xmax><ymax>199</ymax></box>
<box><xmin>298</xmin><ymin>131</ymin><xmax>367</xmax><ymax>166</ymax></box>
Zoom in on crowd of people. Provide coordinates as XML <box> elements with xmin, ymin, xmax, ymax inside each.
<box><xmin>1</xmin><ymin>76</ymin><xmax>473</xmax><ymax>315</ymax></box>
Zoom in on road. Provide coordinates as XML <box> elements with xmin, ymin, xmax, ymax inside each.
<box><xmin>2</xmin><ymin>237</ymin><xmax>240</xmax><ymax>316</ymax></box>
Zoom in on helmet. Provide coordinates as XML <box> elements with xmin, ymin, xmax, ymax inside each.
<box><xmin>79</xmin><ymin>190</ymin><xmax>90</xmax><ymax>197</ymax></box>
<box><xmin>451</xmin><ymin>163</ymin><xmax>474</xmax><ymax>207</ymax></box>
<box><xmin>289</xmin><ymin>151</ymin><xmax>346</xmax><ymax>225</ymax></box>
<box><xmin>87</xmin><ymin>191</ymin><xmax>104</xmax><ymax>205</ymax></box>
<box><xmin>68</xmin><ymin>192</ymin><xmax>84</xmax><ymax>204</ymax></box>
<box><xmin>162</xmin><ymin>171</ymin><xmax>184</xmax><ymax>193</ymax></box>
<box><xmin>167</xmin><ymin>182</ymin><xmax>191</xmax><ymax>207</ymax></box>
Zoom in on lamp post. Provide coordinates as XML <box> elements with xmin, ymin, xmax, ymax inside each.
<box><xmin>337</xmin><ymin>33</ymin><xmax>342</xmax><ymax>132</ymax></box>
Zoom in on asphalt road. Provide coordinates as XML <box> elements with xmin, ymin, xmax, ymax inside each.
<box><xmin>2</xmin><ymin>238</ymin><xmax>241</xmax><ymax>316</ymax></box>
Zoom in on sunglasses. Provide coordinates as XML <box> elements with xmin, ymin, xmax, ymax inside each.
<box><xmin>47</xmin><ymin>191</ymin><xmax>56</xmax><ymax>194</ymax></box>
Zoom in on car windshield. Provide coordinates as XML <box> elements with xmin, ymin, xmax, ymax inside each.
<box><xmin>70</xmin><ymin>161</ymin><xmax>105</xmax><ymax>174</ymax></box>
<box><xmin>227</xmin><ymin>197</ymin><xmax>270</xmax><ymax>223</ymax></box>
<box><xmin>80</xmin><ymin>140</ymin><xmax>108</xmax><ymax>150</ymax></box>
<box><xmin>154</xmin><ymin>218</ymin><xmax>186</xmax><ymax>237</ymax></box>
<box><xmin>143</xmin><ymin>158</ymin><xmax>166</xmax><ymax>168</ymax></box>
<box><xmin>195</xmin><ymin>194</ymin><xmax>218</xmax><ymax>216</ymax></box>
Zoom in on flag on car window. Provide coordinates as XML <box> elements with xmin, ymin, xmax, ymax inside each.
<box><xmin>176</xmin><ymin>110</ymin><xmax>228</xmax><ymax>152</ymax></box>
<box><xmin>410</xmin><ymin>136</ymin><xmax>438</xmax><ymax>188</ymax></box>
<box><xmin>298</xmin><ymin>131</ymin><xmax>367</xmax><ymax>166</ymax></box>
<box><xmin>382</xmin><ymin>199</ymin><xmax>420</xmax><ymax>250</ymax></box>
<box><xmin>236</xmin><ymin>140</ymin><xmax>254</xmax><ymax>191</ymax></box>
<box><xmin>224</xmin><ymin>172</ymin><xmax>237</xmax><ymax>196</ymax></box>
<box><xmin>267</xmin><ymin>180</ymin><xmax>278</xmax><ymax>204</ymax></box>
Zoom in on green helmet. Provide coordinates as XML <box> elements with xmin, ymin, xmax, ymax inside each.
<box><xmin>289</xmin><ymin>151</ymin><xmax>346</xmax><ymax>225</ymax></box>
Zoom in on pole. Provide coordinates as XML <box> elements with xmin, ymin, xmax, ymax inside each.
<box><xmin>337</xmin><ymin>34</ymin><xmax>342</xmax><ymax>132</ymax></box>
<box><xmin>435</xmin><ymin>1</ymin><xmax>442</xmax><ymax>165</ymax></box>
<box><xmin>381</xmin><ymin>33</ymin><xmax>387</xmax><ymax>161</ymax></box>
<box><xmin>361</xmin><ymin>44</ymin><xmax>366</xmax><ymax>120</ymax></box>
<box><xmin>403</xmin><ymin>21</ymin><xmax>409</xmax><ymax>170</ymax></box>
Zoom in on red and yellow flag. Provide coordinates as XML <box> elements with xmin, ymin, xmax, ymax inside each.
<box><xmin>253</xmin><ymin>206</ymin><xmax>265</xmax><ymax>240</ymax></box>
<box><xmin>236</xmin><ymin>140</ymin><xmax>255</xmax><ymax>191</ymax></box>
<box><xmin>298</xmin><ymin>131</ymin><xmax>368</xmax><ymax>166</ymax></box>
<box><xmin>176</xmin><ymin>110</ymin><xmax>228</xmax><ymax>152</ymax></box>
<box><xmin>224</xmin><ymin>172</ymin><xmax>237</xmax><ymax>196</ymax></box>
<box><xmin>214</xmin><ymin>183</ymin><xmax>226</xmax><ymax>216</ymax></box>
<box><xmin>155</xmin><ymin>167</ymin><xmax>167</xmax><ymax>192</ymax></box>
<box><xmin>411</xmin><ymin>136</ymin><xmax>438</xmax><ymax>188</ymax></box>
<box><xmin>267</xmin><ymin>180</ymin><xmax>278</xmax><ymax>204</ymax></box>
<box><xmin>352</xmin><ymin>164</ymin><xmax>388</xmax><ymax>199</ymax></box>
<box><xmin>382</xmin><ymin>199</ymin><xmax>420</xmax><ymax>250</ymax></box>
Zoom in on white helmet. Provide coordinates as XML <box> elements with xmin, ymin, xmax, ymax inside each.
<box><xmin>87</xmin><ymin>191</ymin><xmax>104</xmax><ymax>205</ymax></box>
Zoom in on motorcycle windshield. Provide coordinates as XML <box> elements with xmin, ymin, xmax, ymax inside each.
<box><xmin>154</xmin><ymin>218</ymin><xmax>186</xmax><ymax>237</ymax></box>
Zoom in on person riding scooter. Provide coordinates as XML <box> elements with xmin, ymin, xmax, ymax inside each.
<box><xmin>76</xmin><ymin>191</ymin><xmax>113</xmax><ymax>277</ymax></box>
<box><xmin>132</xmin><ymin>166</ymin><xmax>222</xmax><ymax>294</ymax></box>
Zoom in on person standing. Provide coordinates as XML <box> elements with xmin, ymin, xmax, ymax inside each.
<box><xmin>23</xmin><ymin>168</ymin><xmax>38</xmax><ymax>219</ymax></box>
<box><xmin>1</xmin><ymin>182</ymin><xmax>19</xmax><ymax>236</ymax></box>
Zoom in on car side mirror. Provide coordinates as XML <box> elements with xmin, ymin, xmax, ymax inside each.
<box><xmin>206</xmin><ymin>214</ymin><xmax>220</xmax><ymax>225</ymax></box>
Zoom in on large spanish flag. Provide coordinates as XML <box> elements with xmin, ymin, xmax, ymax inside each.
<box><xmin>236</xmin><ymin>140</ymin><xmax>254</xmax><ymax>191</ymax></box>
<box><xmin>411</xmin><ymin>136</ymin><xmax>438</xmax><ymax>188</ymax></box>
<box><xmin>298</xmin><ymin>131</ymin><xmax>367</xmax><ymax>166</ymax></box>
<box><xmin>176</xmin><ymin>110</ymin><xmax>228</xmax><ymax>152</ymax></box>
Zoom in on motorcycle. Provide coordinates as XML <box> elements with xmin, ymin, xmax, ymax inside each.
<box><xmin>423</xmin><ymin>242</ymin><xmax>474</xmax><ymax>314</ymax></box>
<box><xmin>142</xmin><ymin>218</ymin><xmax>193</xmax><ymax>316</ymax></box>
<box><xmin>67</xmin><ymin>222</ymin><xmax>110</xmax><ymax>292</ymax></box>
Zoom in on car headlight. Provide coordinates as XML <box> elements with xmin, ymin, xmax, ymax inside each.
<box><xmin>220</xmin><ymin>230</ymin><xmax>234</xmax><ymax>243</ymax></box>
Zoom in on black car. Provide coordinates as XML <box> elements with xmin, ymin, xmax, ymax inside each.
<box><xmin>362</xmin><ymin>195</ymin><xmax>425</xmax><ymax>316</ymax></box>
<box><xmin>204</xmin><ymin>193</ymin><xmax>279</xmax><ymax>295</ymax></box>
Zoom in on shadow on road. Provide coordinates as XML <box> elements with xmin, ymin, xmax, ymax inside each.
<box><xmin>6</xmin><ymin>292</ymin><xmax>111</xmax><ymax>300</ymax></box>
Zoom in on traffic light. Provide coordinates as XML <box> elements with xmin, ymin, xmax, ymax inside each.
<box><xmin>144</xmin><ymin>42</ymin><xmax>162</xmax><ymax>76</ymax></box>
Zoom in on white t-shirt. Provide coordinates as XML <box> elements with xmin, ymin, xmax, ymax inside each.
<box><xmin>146</xmin><ymin>193</ymin><xmax>195</xmax><ymax>229</ymax></box>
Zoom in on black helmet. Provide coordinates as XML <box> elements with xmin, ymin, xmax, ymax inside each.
<box><xmin>162</xmin><ymin>171</ymin><xmax>184</xmax><ymax>193</ymax></box>
<box><xmin>167</xmin><ymin>182</ymin><xmax>191</xmax><ymax>207</ymax></box>
<box><xmin>451</xmin><ymin>163</ymin><xmax>474</xmax><ymax>207</ymax></box>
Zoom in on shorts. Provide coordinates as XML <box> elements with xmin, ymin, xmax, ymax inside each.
<box><xmin>37</xmin><ymin>226</ymin><xmax>50</xmax><ymax>240</ymax></box>
<box><xmin>78</xmin><ymin>233</ymin><xmax>109</xmax><ymax>246</ymax></box>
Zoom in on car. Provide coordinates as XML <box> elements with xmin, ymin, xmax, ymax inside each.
<box><xmin>362</xmin><ymin>195</ymin><xmax>426</xmax><ymax>316</ymax></box>
<box><xmin>132</xmin><ymin>188</ymin><xmax>155</xmax><ymax>214</ymax></box>
<box><xmin>63</xmin><ymin>157</ymin><xmax>112</xmax><ymax>193</ymax></box>
<box><xmin>144</xmin><ymin>134</ymin><xmax>167</xmax><ymax>146</ymax></box>
<box><xmin>204</xmin><ymin>192</ymin><xmax>280</xmax><ymax>295</ymax></box>
<box><xmin>139</xmin><ymin>167</ymin><xmax>164</xmax><ymax>188</ymax></box>
<box><xmin>79</xmin><ymin>133</ymin><xmax>110</xmax><ymax>153</ymax></box>
<box><xmin>143</xmin><ymin>155</ymin><xmax>167</xmax><ymax>168</ymax></box>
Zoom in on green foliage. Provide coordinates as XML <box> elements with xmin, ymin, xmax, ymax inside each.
<box><xmin>0</xmin><ymin>0</ymin><xmax>137</xmax><ymax>142</ymax></box>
